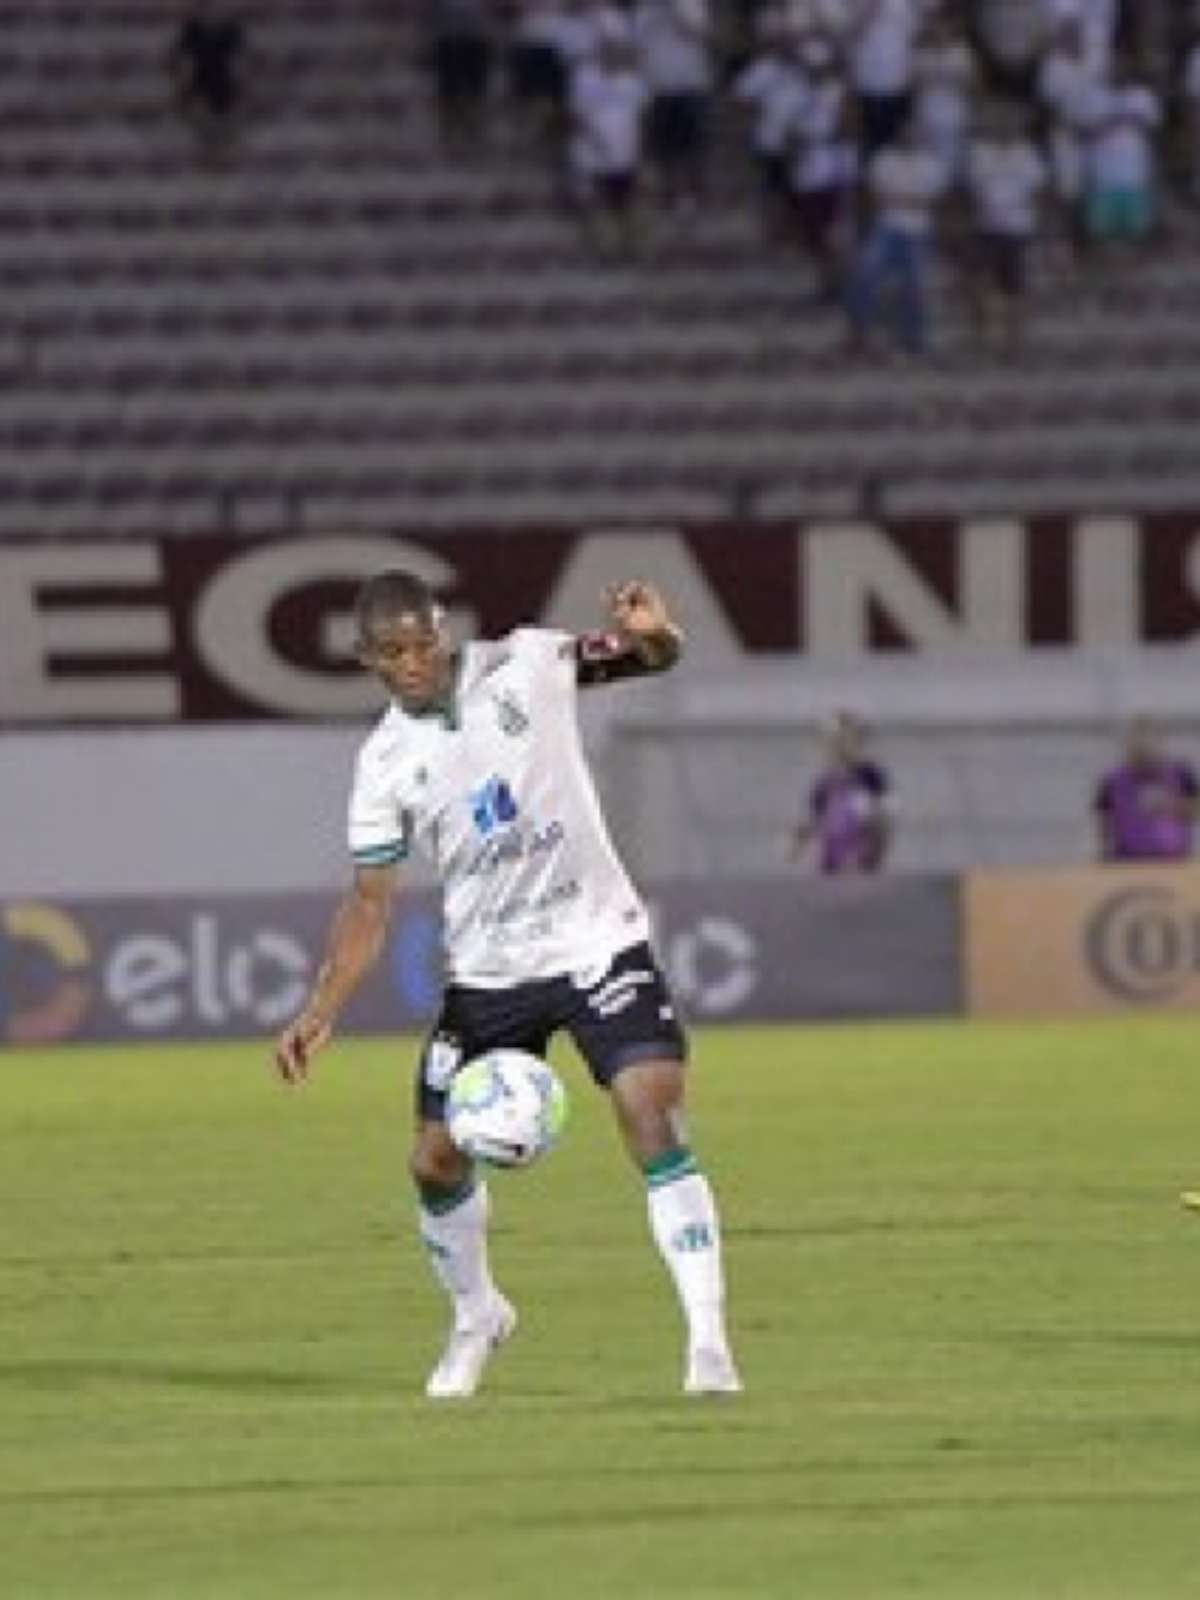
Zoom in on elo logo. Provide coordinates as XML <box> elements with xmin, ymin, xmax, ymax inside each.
<box><xmin>1083</xmin><ymin>887</ymin><xmax>1200</xmax><ymax>1003</ymax></box>
<box><xmin>1</xmin><ymin>901</ymin><xmax>313</xmax><ymax>1041</ymax></box>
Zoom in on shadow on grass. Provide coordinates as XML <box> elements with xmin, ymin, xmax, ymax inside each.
<box><xmin>0</xmin><ymin>1358</ymin><xmax>383</xmax><ymax>1396</ymax></box>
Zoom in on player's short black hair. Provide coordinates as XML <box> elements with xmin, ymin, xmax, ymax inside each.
<box><xmin>355</xmin><ymin>570</ymin><xmax>441</xmax><ymax>641</ymax></box>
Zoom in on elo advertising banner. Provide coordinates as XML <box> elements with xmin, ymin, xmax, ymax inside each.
<box><xmin>0</xmin><ymin>877</ymin><xmax>960</xmax><ymax>1045</ymax></box>
<box><xmin>965</xmin><ymin>862</ymin><xmax>1200</xmax><ymax>1017</ymax></box>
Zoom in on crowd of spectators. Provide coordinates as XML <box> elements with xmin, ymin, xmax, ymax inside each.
<box><xmin>420</xmin><ymin>0</ymin><xmax>1200</xmax><ymax>358</ymax></box>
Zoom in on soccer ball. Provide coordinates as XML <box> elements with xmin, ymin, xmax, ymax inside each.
<box><xmin>446</xmin><ymin>1049</ymin><xmax>568</xmax><ymax>1169</ymax></box>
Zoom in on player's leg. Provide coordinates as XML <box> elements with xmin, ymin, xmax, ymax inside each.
<box><xmin>410</xmin><ymin>1113</ymin><xmax>516</xmax><ymax>1400</ymax></box>
<box><xmin>565</xmin><ymin>943</ymin><xmax>741</xmax><ymax>1394</ymax></box>
<box><xmin>410</xmin><ymin>992</ymin><xmax>543</xmax><ymax>1399</ymax></box>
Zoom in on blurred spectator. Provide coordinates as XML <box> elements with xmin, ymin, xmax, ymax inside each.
<box><xmin>911</xmin><ymin>7</ymin><xmax>976</xmax><ymax>187</ymax></box>
<box><xmin>965</xmin><ymin>105</ymin><xmax>1046</xmax><ymax>353</ymax></box>
<box><xmin>567</xmin><ymin>33</ymin><xmax>650</xmax><ymax>256</ymax></box>
<box><xmin>505</xmin><ymin>1</ymin><xmax>573</xmax><ymax>151</ymax></box>
<box><xmin>1035</xmin><ymin>15</ymin><xmax>1096</xmax><ymax>252</ymax></box>
<box><xmin>846</xmin><ymin>0</ymin><xmax>921</xmax><ymax>161</ymax></box>
<box><xmin>1038</xmin><ymin>0</ymin><xmax>1117</xmax><ymax>83</ymax></box>
<box><xmin>733</xmin><ymin>20</ymin><xmax>812</xmax><ymax>243</ymax></box>
<box><xmin>425</xmin><ymin>0</ymin><xmax>496</xmax><ymax>152</ymax></box>
<box><xmin>1184</xmin><ymin>17</ymin><xmax>1200</xmax><ymax>203</ymax></box>
<box><xmin>845</xmin><ymin>115</ymin><xmax>944</xmax><ymax>355</ymax></box>
<box><xmin>633</xmin><ymin>0</ymin><xmax>715</xmax><ymax>214</ymax></box>
<box><xmin>791</xmin><ymin>711</ymin><xmax>896</xmax><ymax>873</ymax></box>
<box><xmin>1078</xmin><ymin>56</ymin><xmax>1161</xmax><ymax>250</ymax></box>
<box><xmin>782</xmin><ymin>39</ymin><xmax>856</xmax><ymax>299</ymax></box>
<box><xmin>1093</xmin><ymin>718</ymin><xmax>1199</xmax><ymax>862</ymax></box>
<box><xmin>169</xmin><ymin>1</ymin><xmax>248</xmax><ymax>162</ymax></box>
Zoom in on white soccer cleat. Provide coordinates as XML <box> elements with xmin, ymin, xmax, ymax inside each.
<box><xmin>425</xmin><ymin>1295</ymin><xmax>517</xmax><ymax>1400</ymax></box>
<box><xmin>684</xmin><ymin>1345</ymin><xmax>743</xmax><ymax>1397</ymax></box>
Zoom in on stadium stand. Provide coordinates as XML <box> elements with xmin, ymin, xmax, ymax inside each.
<box><xmin>0</xmin><ymin>0</ymin><xmax>1199</xmax><ymax>534</ymax></box>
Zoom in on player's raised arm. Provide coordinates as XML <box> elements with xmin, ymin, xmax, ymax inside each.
<box><xmin>273</xmin><ymin>861</ymin><xmax>397</xmax><ymax>1085</ymax></box>
<box><xmin>575</xmin><ymin>580</ymin><xmax>684</xmax><ymax>687</ymax></box>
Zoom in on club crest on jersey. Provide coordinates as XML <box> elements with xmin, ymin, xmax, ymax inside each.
<box><xmin>492</xmin><ymin>690</ymin><xmax>529</xmax><ymax>738</ymax></box>
<box><xmin>471</xmin><ymin>776</ymin><xmax>519</xmax><ymax>836</ymax></box>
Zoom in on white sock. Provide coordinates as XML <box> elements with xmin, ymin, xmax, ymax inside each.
<box><xmin>646</xmin><ymin>1159</ymin><xmax>730</xmax><ymax>1354</ymax></box>
<box><xmin>418</xmin><ymin>1179</ymin><xmax>497</xmax><ymax>1333</ymax></box>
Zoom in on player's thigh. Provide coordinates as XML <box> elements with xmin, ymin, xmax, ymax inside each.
<box><xmin>563</xmin><ymin>942</ymin><xmax>688</xmax><ymax>1158</ymax></box>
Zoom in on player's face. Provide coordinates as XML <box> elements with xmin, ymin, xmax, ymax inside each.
<box><xmin>358</xmin><ymin>611</ymin><xmax>450</xmax><ymax>713</ymax></box>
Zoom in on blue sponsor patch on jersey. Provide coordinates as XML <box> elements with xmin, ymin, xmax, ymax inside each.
<box><xmin>470</xmin><ymin>777</ymin><xmax>519</xmax><ymax>836</ymax></box>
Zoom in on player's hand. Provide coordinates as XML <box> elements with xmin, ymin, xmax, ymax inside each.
<box><xmin>273</xmin><ymin>1010</ymin><xmax>332</xmax><ymax>1086</ymax></box>
<box><xmin>605</xmin><ymin>580</ymin><xmax>673</xmax><ymax>642</ymax></box>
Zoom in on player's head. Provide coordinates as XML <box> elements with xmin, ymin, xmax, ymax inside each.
<box><xmin>354</xmin><ymin>570</ymin><xmax>450</xmax><ymax>713</ymax></box>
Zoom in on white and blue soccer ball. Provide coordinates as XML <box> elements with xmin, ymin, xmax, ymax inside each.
<box><xmin>446</xmin><ymin>1049</ymin><xmax>568</xmax><ymax>1170</ymax></box>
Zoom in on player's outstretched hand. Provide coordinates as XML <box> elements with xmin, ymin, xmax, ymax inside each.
<box><xmin>606</xmin><ymin>580</ymin><xmax>673</xmax><ymax>642</ymax></box>
<box><xmin>273</xmin><ymin>1011</ymin><xmax>331</xmax><ymax>1086</ymax></box>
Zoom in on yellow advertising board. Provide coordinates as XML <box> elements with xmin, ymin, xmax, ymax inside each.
<box><xmin>965</xmin><ymin>862</ymin><xmax>1200</xmax><ymax>1017</ymax></box>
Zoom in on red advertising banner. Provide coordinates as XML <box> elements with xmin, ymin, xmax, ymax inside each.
<box><xmin>2</xmin><ymin>515</ymin><xmax>1198</xmax><ymax>723</ymax></box>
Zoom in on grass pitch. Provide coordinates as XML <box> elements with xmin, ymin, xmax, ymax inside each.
<box><xmin>2</xmin><ymin>1018</ymin><xmax>1200</xmax><ymax>1599</ymax></box>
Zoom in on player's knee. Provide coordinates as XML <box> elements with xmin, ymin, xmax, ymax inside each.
<box><xmin>610</xmin><ymin>1057</ymin><xmax>688</xmax><ymax>1161</ymax></box>
<box><xmin>408</xmin><ymin>1126</ymin><xmax>468</xmax><ymax>1189</ymax></box>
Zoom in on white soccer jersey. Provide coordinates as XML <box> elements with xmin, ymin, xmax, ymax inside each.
<box><xmin>348</xmin><ymin>628</ymin><xmax>649</xmax><ymax>988</ymax></box>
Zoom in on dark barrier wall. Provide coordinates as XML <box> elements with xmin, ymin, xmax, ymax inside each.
<box><xmin>0</xmin><ymin>877</ymin><xmax>962</xmax><ymax>1045</ymax></box>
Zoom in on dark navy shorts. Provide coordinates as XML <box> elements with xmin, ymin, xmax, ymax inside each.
<box><xmin>415</xmin><ymin>941</ymin><xmax>686</xmax><ymax>1122</ymax></box>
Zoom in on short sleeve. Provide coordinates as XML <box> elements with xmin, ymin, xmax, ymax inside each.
<box><xmin>347</xmin><ymin>745</ymin><xmax>409</xmax><ymax>868</ymax></box>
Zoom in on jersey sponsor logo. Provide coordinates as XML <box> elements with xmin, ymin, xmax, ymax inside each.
<box><xmin>479</xmin><ymin>877</ymin><xmax>581</xmax><ymax>932</ymax></box>
<box><xmin>463</xmin><ymin>817</ymin><xmax>565</xmax><ymax>879</ymax></box>
<box><xmin>470</xmin><ymin>777</ymin><xmax>519</xmax><ymax>836</ymax></box>
<box><xmin>491</xmin><ymin>690</ymin><xmax>530</xmax><ymax>738</ymax></box>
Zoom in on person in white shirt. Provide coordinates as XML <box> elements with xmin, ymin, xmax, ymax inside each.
<box><xmin>782</xmin><ymin>41</ymin><xmax>857</xmax><ymax>298</ymax></box>
<box><xmin>633</xmin><ymin>0</ymin><xmax>714</xmax><ymax>210</ymax></box>
<box><xmin>506</xmin><ymin>0</ymin><xmax>573</xmax><ymax>151</ymax></box>
<box><xmin>847</xmin><ymin>0</ymin><xmax>921</xmax><ymax>158</ymax></box>
<box><xmin>1079</xmin><ymin>59</ymin><xmax>1160</xmax><ymax>243</ymax></box>
<box><xmin>966</xmin><ymin>109</ymin><xmax>1047</xmax><ymax>351</ymax></box>
<box><xmin>911</xmin><ymin>8</ymin><xmax>976</xmax><ymax>187</ymax></box>
<box><xmin>568</xmin><ymin>33</ymin><xmax>651</xmax><ymax>254</ymax></box>
<box><xmin>1038</xmin><ymin>0</ymin><xmax>1117</xmax><ymax>82</ymax></box>
<box><xmin>846</xmin><ymin>115</ymin><xmax>944</xmax><ymax>353</ymax></box>
<box><xmin>733</xmin><ymin>27</ymin><xmax>813</xmax><ymax>241</ymax></box>
<box><xmin>1036</xmin><ymin>15</ymin><xmax>1099</xmax><ymax>249</ymax></box>
<box><xmin>274</xmin><ymin>571</ymin><xmax>741</xmax><ymax>1402</ymax></box>
<box><xmin>1184</xmin><ymin>27</ymin><xmax>1200</xmax><ymax>205</ymax></box>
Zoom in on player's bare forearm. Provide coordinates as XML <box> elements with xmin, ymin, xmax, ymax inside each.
<box><xmin>274</xmin><ymin>866</ymin><xmax>395</xmax><ymax>1083</ymax></box>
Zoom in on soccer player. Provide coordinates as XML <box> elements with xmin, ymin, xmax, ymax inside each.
<box><xmin>1093</xmin><ymin>717</ymin><xmax>1199</xmax><ymax>863</ymax></box>
<box><xmin>273</xmin><ymin>571</ymin><xmax>741</xmax><ymax>1401</ymax></box>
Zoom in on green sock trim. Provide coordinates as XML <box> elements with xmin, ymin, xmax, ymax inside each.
<box><xmin>418</xmin><ymin>1175</ymin><xmax>476</xmax><ymax>1216</ymax></box>
<box><xmin>643</xmin><ymin>1147</ymin><xmax>698</xmax><ymax>1190</ymax></box>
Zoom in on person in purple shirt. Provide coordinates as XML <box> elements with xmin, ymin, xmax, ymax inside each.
<box><xmin>791</xmin><ymin>711</ymin><xmax>895</xmax><ymax>874</ymax></box>
<box><xmin>1093</xmin><ymin>718</ymin><xmax>1200</xmax><ymax>862</ymax></box>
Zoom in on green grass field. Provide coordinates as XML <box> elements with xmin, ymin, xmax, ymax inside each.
<box><xmin>2</xmin><ymin>1017</ymin><xmax>1200</xmax><ymax>1599</ymax></box>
